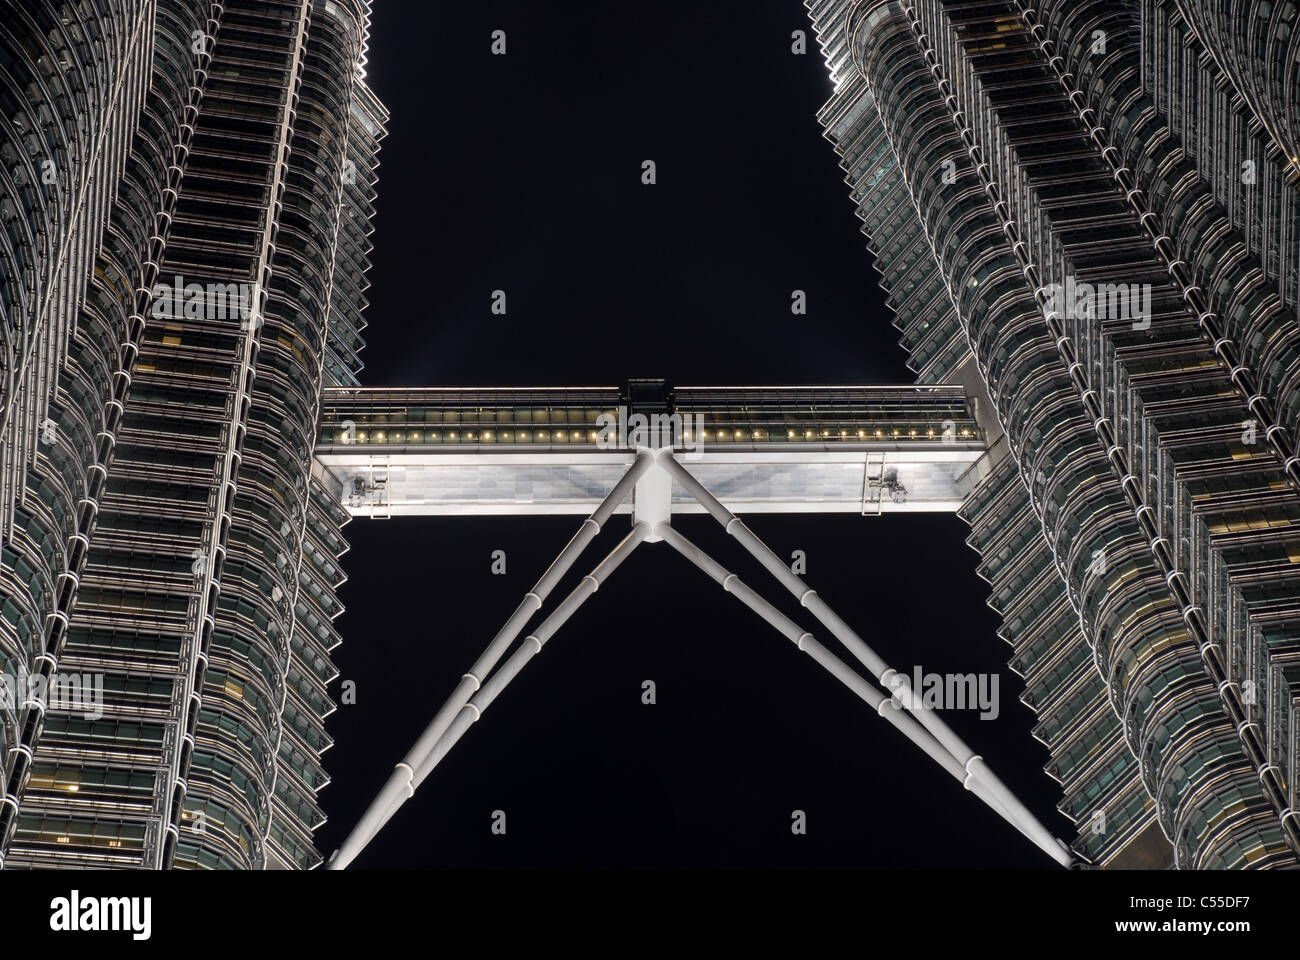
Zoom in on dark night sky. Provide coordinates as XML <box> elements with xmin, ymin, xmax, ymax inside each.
<box><xmin>314</xmin><ymin>1</ymin><xmax>1069</xmax><ymax>868</ymax></box>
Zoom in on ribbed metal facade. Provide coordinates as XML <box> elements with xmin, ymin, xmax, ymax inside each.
<box><xmin>808</xmin><ymin>0</ymin><xmax>1300</xmax><ymax>868</ymax></box>
<box><xmin>0</xmin><ymin>0</ymin><xmax>384</xmax><ymax>868</ymax></box>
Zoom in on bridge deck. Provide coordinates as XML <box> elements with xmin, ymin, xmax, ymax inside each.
<box><xmin>312</xmin><ymin>384</ymin><xmax>990</xmax><ymax>516</ymax></box>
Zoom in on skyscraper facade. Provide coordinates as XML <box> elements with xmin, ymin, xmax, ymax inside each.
<box><xmin>0</xmin><ymin>0</ymin><xmax>384</xmax><ymax>868</ymax></box>
<box><xmin>807</xmin><ymin>0</ymin><xmax>1300</xmax><ymax>867</ymax></box>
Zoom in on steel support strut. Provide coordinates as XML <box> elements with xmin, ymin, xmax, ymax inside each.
<box><xmin>659</xmin><ymin>454</ymin><xmax>1073</xmax><ymax>868</ymax></box>
<box><xmin>358</xmin><ymin>522</ymin><xmax>651</xmax><ymax>850</ymax></box>
<box><xmin>328</xmin><ymin>450</ymin><xmax>1071</xmax><ymax>869</ymax></box>
<box><xmin>326</xmin><ymin>453</ymin><xmax>652</xmax><ymax>869</ymax></box>
<box><xmin>656</xmin><ymin>522</ymin><xmax>1067</xmax><ymax>864</ymax></box>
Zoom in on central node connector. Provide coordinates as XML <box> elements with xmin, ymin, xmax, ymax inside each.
<box><xmin>631</xmin><ymin>447</ymin><xmax>674</xmax><ymax>541</ymax></box>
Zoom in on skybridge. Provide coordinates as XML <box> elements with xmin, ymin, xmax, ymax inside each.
<box><xmin>315</xmin><ymin>380</ymin><xmax>1075</xmax><ymax>870</ymax></box>
<box><xmin>311</xmin><ymin>380</ymin><xmax>991</xmax><ymax>517</ymax></box>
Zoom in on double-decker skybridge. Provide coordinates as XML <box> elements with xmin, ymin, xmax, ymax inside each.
<box><xmin>315</xmin><ymin>381</ymin><xmax>1075</xmax><ymax>869</ymax></box>
<box><xmin>313</xmin><ymin>380</ymin><xmax>989</xmax><ymax>518</ymax></box>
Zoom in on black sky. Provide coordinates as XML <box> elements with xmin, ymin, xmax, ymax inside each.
<box><xmin>315</xmin><ymin>0</ymin><xmax>1069</xmax><ymax>868</ymax></box>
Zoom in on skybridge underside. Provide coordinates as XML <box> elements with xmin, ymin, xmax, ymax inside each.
<box><xmin>312</xmin><ymin>445</ymin><xmax>987</xmax><ymax>517</ymax></box>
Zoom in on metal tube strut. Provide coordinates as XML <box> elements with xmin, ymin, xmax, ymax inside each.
<box><xmin>330</xmin><ymin>522</ymin><xmax>648</xmax><ymax>868</ymax></box>
<box><xmin>357</xmin><ymin>522</ymin><xmax>653</xmax><ymax>852</ymax></box>
<box><xmin>656</xmin><ymin>522</ymin><xmax>1066</xmax><ymax>865</ymax></box>
<box><xmin>327</xmin><ymin>454</ymin><xmax>651</xmax><ymax>869</ymax></box>
<box><xmin>660</xmin><ymin>455</ymin><xmax>1072</xmax><ymax>868</ymax></box>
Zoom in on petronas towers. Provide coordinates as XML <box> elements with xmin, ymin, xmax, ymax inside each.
<box><xmin>2</xmin><ymin>0</ymin><xmax>1299</xmax><ymax>870</ymax></box>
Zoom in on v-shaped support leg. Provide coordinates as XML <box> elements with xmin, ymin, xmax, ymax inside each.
<box><xmin>659</xmin><ymin>453</ymin><xmax>1073</xmax><ymax>868</ymax></box>
<box><xmin>329</xmin><ymin>449</ymin><xmax>1073</xmax><ymax>869</ymax></box>
<box><xmin>327</xmin><ymin>452</ymin><xmax>653</xmax><ymax>869</ymax></box>
<box><xmin>656</xmin><ymin>521</ymin><xmax>1070</xmax><ymax>866</ymax></box>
